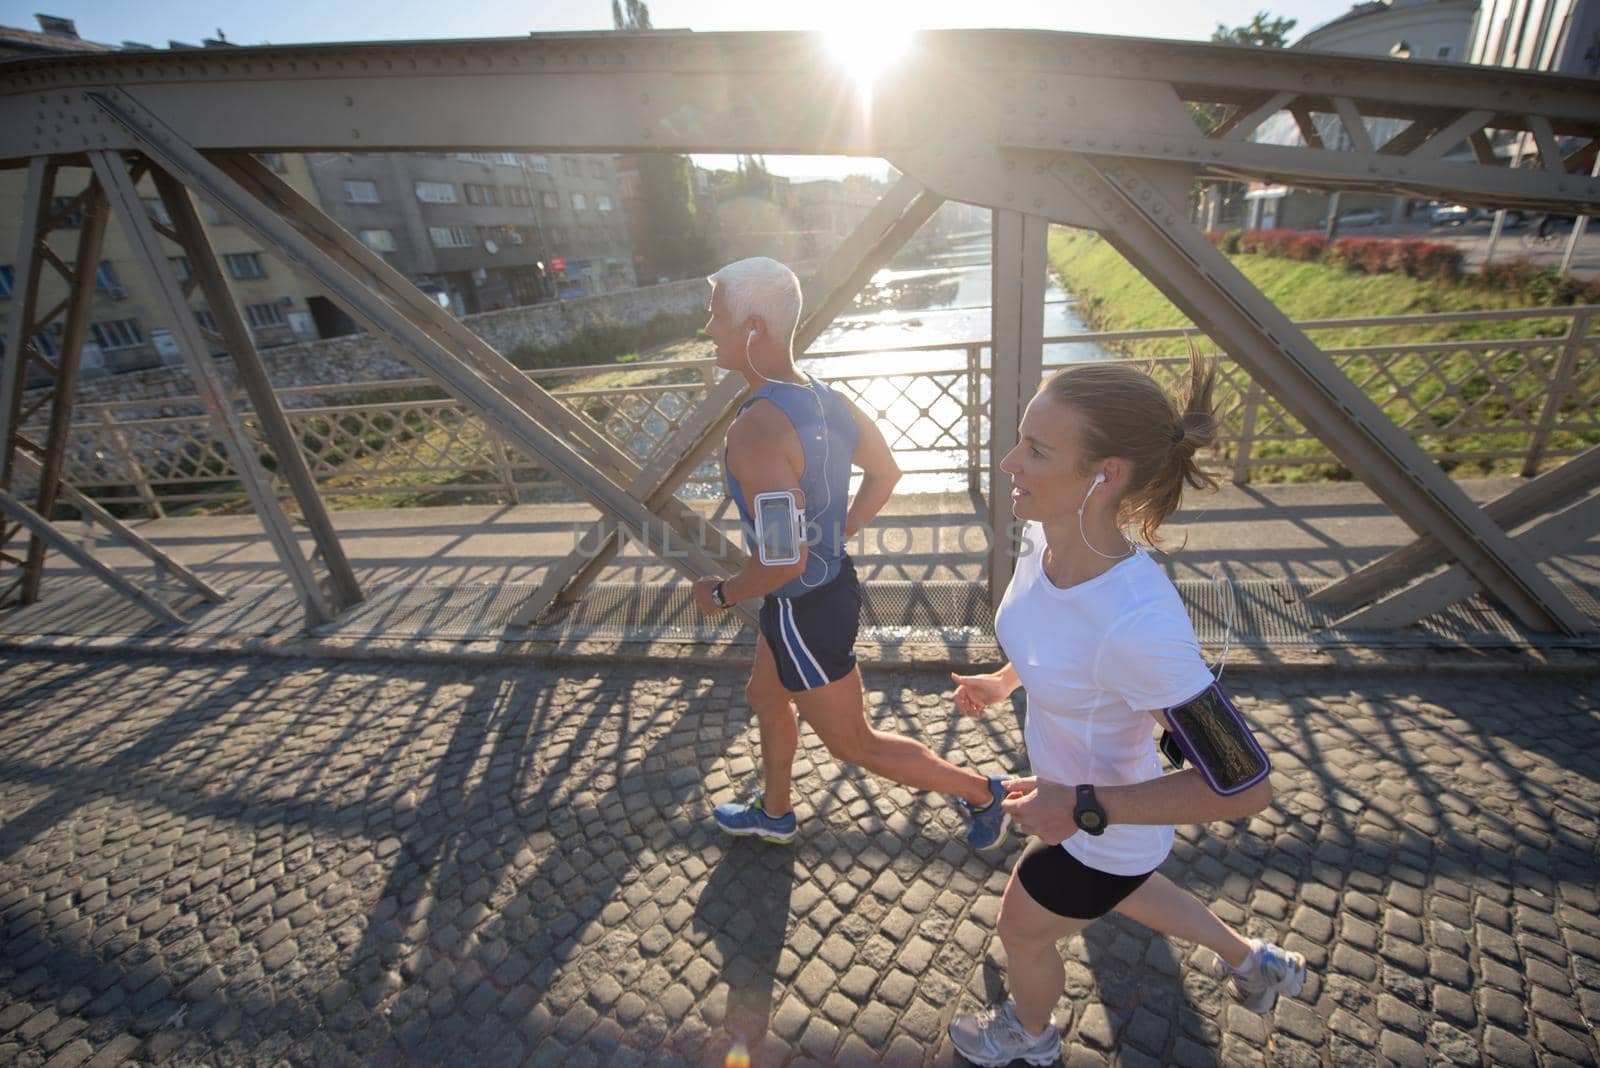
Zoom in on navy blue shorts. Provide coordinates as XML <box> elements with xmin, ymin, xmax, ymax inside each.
<box><xmin>760</xmin><ymin>557</ymin><xmax>860</xmax><ymax>692</ymax></box>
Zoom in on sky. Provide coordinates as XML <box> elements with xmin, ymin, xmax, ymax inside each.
<box><xmin>2</xmin><ymin>0</ymin><xmax>1362</xmax><ymax>178</ymax></box>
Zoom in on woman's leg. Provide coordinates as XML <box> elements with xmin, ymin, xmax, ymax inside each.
<box><xmin>1111</xmin><ymin>871</ymin><xmax>1253</xmax><ymax>968</ymax></box>
<box><xmin>996</xmin><ymin>863</ymin><xmax>1096</xmax><ymax>1035</ymax></box>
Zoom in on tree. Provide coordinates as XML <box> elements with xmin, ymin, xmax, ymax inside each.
<box><xmin>1194</xmin><ymin>12</ymin><xmax>1297</xmax><ymax>227</ymax></box>
<box><xmin>612</xmin><ymin>0</ymin><xmax>652</xmax><ymax>30</ymax></box>
<box><xmin>1212</xmin><ymin>11</ymin><xmax>1297</xmax><ymax>48</ymax></box>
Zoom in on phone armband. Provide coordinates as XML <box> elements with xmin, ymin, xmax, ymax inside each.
<box><xmin>1163</xmin><ymin>680</ymin><xmax>1271</xmax><ymax>796</ymax></box>
<box><xmin>752</xmin><ymin>489</ymin><xmax>803</xmax><ymax>566</ymax></box>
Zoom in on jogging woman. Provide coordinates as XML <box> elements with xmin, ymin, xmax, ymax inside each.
<box><xmin>946</xmin><ymin>355</ymin><xmax>1308</xmax><ymax>1066</ymax></box>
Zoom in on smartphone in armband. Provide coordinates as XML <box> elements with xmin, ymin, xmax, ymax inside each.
<box><xmin>752</xmin><ymin>490</ymin><xmax>803</xmax><ymax>566</ymax></box>
<box><xmin>1163</xmin><ymin>680</ymin><xmax>1271</xmax><ymax>796</ymax></box>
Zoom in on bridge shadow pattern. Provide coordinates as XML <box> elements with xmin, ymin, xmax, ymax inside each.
<box><xmin>0</xmin><ymin>650</ymin><xmax>1596</xmax><ymax>1066</ymax></box>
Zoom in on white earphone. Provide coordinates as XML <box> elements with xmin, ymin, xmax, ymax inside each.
<box><xmin>1077</xmin><ymin>471</ymin><xmax>1131</xmax><ymax>560</ymax></box>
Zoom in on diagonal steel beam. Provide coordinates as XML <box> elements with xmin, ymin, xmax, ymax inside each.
<box><xmin>510</xmin><ymin>177</ymin><xmax>945</xmax><ymax>625</ymax></box>
<box><xmin>11</xmin><ymin>446</ymin><xmax>223</xmax><ymax>602</ymax></box>
<box><xmin>1</xmin><ymin>158</ymin><xmax>53</xmax><ymax>496</ymax></box>
<box><xmin>20</xmin><ymin>178</ymin><xmax>111</xmax><ymax>603</ymax></box>
<box><xmin>1331</xmin><ymin>491</ymin><xmax>1600</xmax><ymax>633</ymax></box>
<box><xmin>152</xmin><ymin>166</ymin><xmax>363</xmax><ymax>613</ymax></box>
<box><xmin>83</xmin><ymin>89</ymin><xmax>753</xmax><ymax>624</ymax></box>
<box><xmin>88</xmin><ymin>147</ymin><xmax>337</xmax><ymax>627</ymax></box>
<box><xmin>1061</xmin><ymin>154</ymin><xmax>1589</xmax><ymax>634</ymax></box>
<box><xmin>0</xmin><ymin>488</ymin><xmax>185</xmax><ymax>627</ymax></box>
<box><xmin>210</xmin><ymin>153</ymin><xmax>753</xmax><ymax>585</ymax></box>
<box><xmin>1310</xmin><ymin>443</ymin><xmax>1600</xmax><ymax>612</ymax></box>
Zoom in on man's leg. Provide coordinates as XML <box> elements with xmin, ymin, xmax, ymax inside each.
<box><xmin>747</xmin><ymin>635</ymin><xmax>799</xmax><ymax>817</ymax></box>
<box><xmin>792</xmin><ymin>666</ymin><xmax>992</xmax><ymax>806</ymax></box>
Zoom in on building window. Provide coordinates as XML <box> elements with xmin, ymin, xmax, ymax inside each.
<box><xmin>201</xmin><ymin>201</ymin><xmax>228</xmax><ymax>226</ymax></box>
<box><xmin>563</xmin><ymin>157</ymin><xmax>581</xmax><ymax>176</ymax></box>
<box><xmin>50</xmin><ymin>196</ymin><xmax>84</xmax><ymax>228</ymax></box>
<box><xmin>343</xmin><ymin>180</ymin><xmax>381</xmax><ymax>204</ymax></box>
<box><xmin>170</xmin><ymin>256</ymin><xmax>192</xmax><ymax>282</ymax></box>
<box><xmin>33</xmin><ymin>329</ymin><xmax>60</xmax><ymax>359</ymax></box>
<box><xmin>358</xmin><ymin>229</ymin><xmax>399</xmax><ymax>253</ymax></box>
<box><xmin>414</xmin><ymin>181</ymin><xmax>459</xmax><ymax>204</ymax></box>
<box><xmin>529</xmin><ymin>155</ymin><xmax>551</xmax><ymax>175</ymax></box>
<box><xmin>90</xmin><ymin>319</ymin><xmax>145</xmax><ymax>350</ymax></box>
<box><xmin>428</xmin><ymin>226</ymin><xmax>474</xmax><ymax>249</ymax></box>
<box><xmin>3</xmin><ymin>330</ymin><xmax>61</xmax><ymax>359</ymax></box>
<box><xmin>194</xmin><ymin>308</ymin><xmax>219</xmax><ymax>334</ymax></box>
<box><xmin>93</xmin><ymin>261</ymin><xmax>125</xmax><ymax>297</ymax></box>
<box><xmin>258</xmin><ymin>153</ymin><xmax>288</xmax><ymax>173</ymax></box>
<box><xmin>541</xmin><ymin>191</ymin><xmax>559</xmax><ymax>209</ymax></box>
<box><xmin>141</xmin><ymin>197</ymin><xmax>172</xmax><ymax>226</ymax></box>
<box><xmin>464</xmin><ymin>183</ymin><xmax>500</xmax><ymax>206</ymax></box>
<box><xmin>246</xmin><ymin>302</ymin><xmax>288</xmax><ymax>328</ymax></box>
<box><xmin>589</xmin><ymin>160</ymin><xmax>606</xmax><ymax>178</ymax></box>
<box><xmin>572</xmin><ymin>193</ymin><xmax>588</xmax><ymax>211</ymax></box>
<box><xmin>0</xmin><ymin>265</ymin><xmax>13</xmax><ymax>299</ymax></box>
<box><xmin>506</xmin><ymin>186</ymin><xmax>533</xmax><ymax>207</ymax></box>
<box><xmin>224</xmin><ymin>253</ymin><xmax>267</xmax><ymax>279</ymax></box>
<box><xmin>596</xmin><ymin>195</ymin><xmax>613</xmax><ymax>212</ymax></box>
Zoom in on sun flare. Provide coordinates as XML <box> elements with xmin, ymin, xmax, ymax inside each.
<box><xmin>823</xmin><ymin>22</ymin><xmax>913</xmax><ymax>89</ymax></box>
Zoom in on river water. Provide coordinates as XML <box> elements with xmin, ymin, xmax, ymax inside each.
<box><xmin>789</xmin><ymin>235</ymin><xmax>1116</xmax><ymax>494</ymax></box>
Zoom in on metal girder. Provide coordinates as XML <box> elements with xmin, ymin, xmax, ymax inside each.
<box><xmin>10</xmin><ymin>447</ymin><xmax>223</xmax><ymax>602</ymax></box>
<box><xmin>1</xmin><ymin>158</ymin><xmax>51</xmax><ymax>497</ymax></box>
<box><xmin>151</xmin><ymin>167</ymin><xmax>363</xmax><ymax>613</ymax></box>
<box><xmin>0</xmin><ymin>488</ymin><xmax>185</xmax><ymax>627</ymax></box>
<box><xmin>3</xmin><ymin>30</ymin><xmax>1598</xmax><ymax>215</ymax></box>
<box><xmin>987</xmin><ymin>211</ymin><xmax>1047</xmax><ymax>602</ymax></box>
<box><xmin>1332</xmin><ymin>492</ymin><xmax>1600</xmax><ymax>632</ymax></box>
<box><xmin>20</xmin><ymin>179</ymin><xmax>110</xmax><ymax>603</ymax></box>
<box><xmin>510</xmin><ymin>176</ymin><xmax>945</xmax><ymax>626</ymax></box>
<box><xmin>88</xmin><ymin>148</ymin><xmax>338</xmax><ymax>627</ymax></box>
<box><xmin>1039</xmin><ymin>154</ymin><xmax>1590</xmax><ymax>635</ymax></box>
<box><xmin>212</xmin><ymin>151</ymin><xmax>747</xmax><ymax>589</ymax></box>
<box><xmin>81</xmin><ymin>90</ymin><xmax>749</xmax><ymax>626</ymax></box>
<box><xmin>1311</xmin><ymin>443</ymin><xmax>1600</xmax><ymax>614</ymax></box>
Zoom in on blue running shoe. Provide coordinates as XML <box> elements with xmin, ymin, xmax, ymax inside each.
<box><xmin>962</xmin><ymin>776</ymin><xmax>1010</xmax><ymax>850</ymax></box>
<box><xmin>713</xmin><ymin>793</ymin><xmax>797</xmax><ymax>844</ymax></box>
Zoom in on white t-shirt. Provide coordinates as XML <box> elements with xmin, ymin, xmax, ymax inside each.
<box><xmin>995</xmin><ymin>522</ymin><xmax>1215</xmax><ymax>876</ymax></box>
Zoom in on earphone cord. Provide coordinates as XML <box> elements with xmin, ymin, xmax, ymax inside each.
<box><xmin>1077</xmin><ymin>478</ymin><xmax>1134</xmax><ymax>561</ymax></box>
<box><xmin>745</xmin><ymin>330</ymin><xmax>831</xmax><ymax>588</ymax></box>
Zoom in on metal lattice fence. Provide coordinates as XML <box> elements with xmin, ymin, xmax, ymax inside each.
<box><xmin>23</xmin><ymin>305</ymin><xmax>1599</xmax><ymax>515</ymax></box>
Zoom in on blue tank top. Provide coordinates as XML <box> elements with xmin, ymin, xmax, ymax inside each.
<box><xmin>725</xmin><ymin>375</ymin><xmax>860</xmax><ymax>598</ymax></box>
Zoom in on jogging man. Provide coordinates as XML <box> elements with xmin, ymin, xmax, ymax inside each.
<box><xmin>691</xmin><ymin>256</ymin><xmax>1008</xmax><ymax>848</ymax></box>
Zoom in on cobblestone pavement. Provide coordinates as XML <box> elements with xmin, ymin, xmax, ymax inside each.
<box><xmin>0</xmin><ymin>651</ymin><xmax>1596</xmax><ymax>1067</ymax></box>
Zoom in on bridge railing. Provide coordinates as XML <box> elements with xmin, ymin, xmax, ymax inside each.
<box><xmin>24</xmin><ymin>305</ymin><xmax>1599</xmax><ymax>516</ymax></box>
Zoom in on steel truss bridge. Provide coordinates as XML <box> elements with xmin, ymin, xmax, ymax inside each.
<box><xmin>2</xmin><ymin>28</ymin><xmax>1598</xmax><ymax>638</ymax></box>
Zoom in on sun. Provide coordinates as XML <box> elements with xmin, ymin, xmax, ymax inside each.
<box><xmin>822</xmin><ymin>22</ymin><xmax>913</xmax><ymax>90</ymax></box>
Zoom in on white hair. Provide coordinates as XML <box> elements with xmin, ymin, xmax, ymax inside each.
<box><xmin>708</xmin><ymin>257</ymin><xmax>802</xmax><ymax>352</ymax></box>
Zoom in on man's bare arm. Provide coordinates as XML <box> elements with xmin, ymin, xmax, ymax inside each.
<box><xmin>842</xmin><ymin>398</ymin><xmax>901</xmax><ymax>538</ymax></box>
<box><xmin>715</xmin><ymin>404</ymin><xmax>808</xmax><ymax>603</ymax></box>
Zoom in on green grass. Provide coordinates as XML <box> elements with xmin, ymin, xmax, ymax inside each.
<box><xmin>1046</xmin><ymin>227</ymin><xmax>1597</xmax><ymax>481</ymax></box>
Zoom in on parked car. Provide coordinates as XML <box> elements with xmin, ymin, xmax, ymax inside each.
<box><xmin>1336</xmin><ymin>208</ymin><xmax>1387</xmax><ymax>227</ymax></box>
<box><xmin>1429</xmin><ymin>203</ymin><xmax>1473</xmax><ymax>226</ymax></box>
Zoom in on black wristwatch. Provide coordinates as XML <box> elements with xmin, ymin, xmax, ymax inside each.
<box><xmin>1073</xmin><ymin>784</ymin><xmax>1108</xmax><ymax>836</ymax></box>
<box><xmin>710</xmin><ymin>581</ymin><xmax>729</xmax><ymax>609</ymax></box>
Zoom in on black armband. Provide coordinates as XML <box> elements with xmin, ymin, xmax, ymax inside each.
<box><xmin>1163</xmin><ymin>680</ymin><xmax>1271</xmax><ymax>796</ymax></box>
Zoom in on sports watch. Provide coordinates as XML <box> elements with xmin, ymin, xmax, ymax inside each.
<box><xmin>1073</xmin><ymin>784</ymin><xmax>1108</xmax><ymax>836</ymax></box>
<box><xmin>710</xmin><ymin>581</ymin><xmax>729</xmax><ymax>609</ymax></box>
